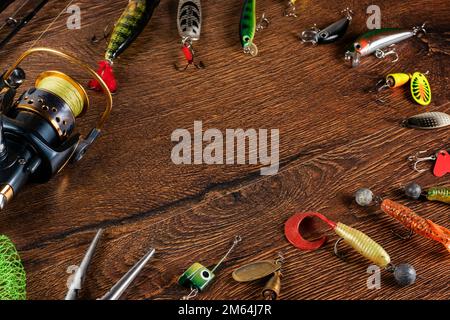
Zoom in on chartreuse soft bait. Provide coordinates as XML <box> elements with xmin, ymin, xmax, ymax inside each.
<box><xmin>285</xmin><ymin>212</ymin><xmax>416</xmax><ymax>286</ymax></box>
<box><xmin>378</xmin><ymin>72</ymin><xmax>431</xmax><ymax>106</ymax></box>
<box><xmin>405</xmin><ymin>182</ymin><xmax>450</xmax><ymax>204</ymax></box>
<box><xmin>179</xmin><ymin>236</ymin><xmax>241</xmax><ymax>300</ymax></box>
<box><xmin>355</xmin><ymin>189</ymin><xmax>450</xmax><ymax>253</ymax></box>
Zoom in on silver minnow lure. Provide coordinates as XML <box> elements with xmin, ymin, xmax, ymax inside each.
<box><xmin>404</xmin><ymin>112</ymin><xmax>450</xmax><ymax>130</ymax></box>
<box><xmin>177</xmin><ymin>0</ymin><xmax>202</xmax><ymax>41</ymax></box>
<box><xmin>345</xmin><ymin>24</ymin><xmax>426</xmax><ymax>67</ymax></box>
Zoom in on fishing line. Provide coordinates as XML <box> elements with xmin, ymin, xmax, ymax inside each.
<box><xmin>29</xmin><ymin>0</ymin><xmax>75</xmax><ymax>49</ymax></box>
<box><xmin>36</xmin><ymin>72</ymin><xmax>86</xmax><ymax>117</ymax></box>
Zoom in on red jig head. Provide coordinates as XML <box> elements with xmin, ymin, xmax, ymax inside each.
<box><xmin>284</xmin><ymin>212</ymin><xmax>336</xmax><ymax>250</ymax></box>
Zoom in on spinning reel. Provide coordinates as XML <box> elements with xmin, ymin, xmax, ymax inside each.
<box><xmin>0</xmin><ymin>47</ymin><xmax>112</xmax><ymax>209</ymax></box>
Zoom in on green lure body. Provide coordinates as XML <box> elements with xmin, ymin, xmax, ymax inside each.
<box><xmin>0</xmin><ymin>235</ymin><xmax>26</xmax><ymax>300</ymax></box>
<box><xmin>239</xmin><ymin>0</ymin><xmax>257</xmax><ymax>50</ymax></box>
<box><xmin>105</xmin><ymin>0</ymin><xmax>160</xmax><ymax>62</ymax></box>
<box><xmin>427</xmin><ymin>187</ymin><xmax>450</xmax><ymax>204</ymax></box>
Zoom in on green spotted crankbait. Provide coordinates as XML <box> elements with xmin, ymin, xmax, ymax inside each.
<box><xmin>89</xmin><ymin>0</ymin><xmax>160</xmax><ymax>93</ymax></box>
<box><xmin>239</xmin><ymin>0</ymin><xmax>269</xmax><ymax>57</ymax></box>
<box><xmin>178</xmin><ymin>236</ymin><xmax>241</xmax><ymax>300</ymax></box>
<box><xmin>405</xmin><ymin>182</ymin><xmax>450</xmax><ymax>204</ymax></box>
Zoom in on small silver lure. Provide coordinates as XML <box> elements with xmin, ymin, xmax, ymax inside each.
<box><xmin>403</xmin><ymin>112</ymin><xmax>450</xmax><ymax>130</ymax></box>
<box><xmin>176</xmin><ymin>0</ymin><xmax>204</xmax><ymax>71</ymax></box>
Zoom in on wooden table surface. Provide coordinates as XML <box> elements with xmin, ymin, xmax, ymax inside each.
<box><xmin>0</xmin><ymin>0</ymin><xmax>448</xmax><ymax>300</ymax></box>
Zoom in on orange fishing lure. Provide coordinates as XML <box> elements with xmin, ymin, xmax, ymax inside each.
<box><xmin>381</xmin><ymin>199</ymin><xmax>450</xmax><ymax>252</ymax></box>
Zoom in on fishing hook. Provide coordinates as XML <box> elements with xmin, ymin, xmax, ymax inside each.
<box><xmin>375</xmin><ymin>47</ymin><xmax>399</xmax><ymax>63</ymax></box>
<box><xmin>408</xmin><ymin>151</ymin><xmax>437</xmax><ymax>173</ymax></box>
<box><xmin>256</xmin><ymin>13</ymin><xmax>270</xmax><ymax>32</ymax></box>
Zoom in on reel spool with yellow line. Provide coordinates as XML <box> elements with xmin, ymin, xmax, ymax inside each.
<box><xmin>0</xmin><ymin>47</ymin><xmax>112</xmax><ymax>209</ymax></box>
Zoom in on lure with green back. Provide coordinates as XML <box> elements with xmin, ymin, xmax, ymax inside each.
<box><xmin>89</xmin><ymin>0</ymin><xmax>160</xmax><ymax>93</ymax></box>
<box><xmin>240</xmin><ymin>0</ymin><xmax>257</xmax><ymax>55</ymax></box>
<box><xmin>0</xmin><ymin>235</ymin><xmax>26</xmax><ymax>300</ymax></box>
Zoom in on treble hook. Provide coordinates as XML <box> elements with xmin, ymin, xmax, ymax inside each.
<box><xmin>342</xmin><ymin>8</ymin><xmax>354</xmax><ymax>20</ymax></box>
<box><xmin>175</xmin><ymin>38</ymin><xmax>205</xmax><ymax>71</ymax></box>
<box><xmin>375</xmin><ymin>47</ymin><xmax>399</xmax><ymax>63</ymax></box>
<box><xmin>408</xmin><ymin>151</ymin><xmax>437</xmax><ymax>173</ymax></box>
<box><xmin>283</xmin><ymin>1</ymin><xmax>297</xmax><ymax>18</ymax></box>
<box><xmin>256</xmin><ymin>13</ymin><xmax>270</xmax><ymax>32</ymax></box>
<box><xmin>391</xmin><ymin>228</ymin><xmax>414</xmax><ymax>240</ymax></box>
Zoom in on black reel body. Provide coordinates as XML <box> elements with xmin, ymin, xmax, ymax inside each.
<box><xmin>0</xmin><ymin>48</ymin><xmax>112</xmax><ymax>209</ymax></box>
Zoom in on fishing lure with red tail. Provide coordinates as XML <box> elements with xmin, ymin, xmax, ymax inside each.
<box><xmin>355</xmin><ymin>188</ymin><xmax>450</xmax><ymax>253</ymax></box>
<box><xmin>345</xmin><ymin>24</ymin><xmax>426</xmax><ymax>67</ymax></box>
<box><xmin>88</xmin><ymin>0</ymin><xmax>160</xmax><ymax>93</ymax></box>
<box><xmin>285</xmin><ymin>212</ymin><xmax>416</xmax><ymax>286</ymax></box>
<box><xmin>175</xmin><ymin>0</ymin><xmax>204</xmax><ymax>71</ymax></box>
<box><xmin>405</xmin><ymin>182</ymin><xmax>450</xmax><ymax>204</ymax></box>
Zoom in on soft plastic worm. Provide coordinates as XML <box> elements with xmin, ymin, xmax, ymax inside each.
<box><xmin>381</xmin><ymin>199</ymin><xmax>450</xmax><ymax>252</ymax></box>
<box><xmin>334</xmin><ymin>222</ymin><xmax>391</xmax><ymax>268</ymax></box>
<box><xmin>427</xmin><ymin>187</ymin><xmax>450</xmax><ymax>204</ymax></box>
<box><xmin>284</xmin><ymin>213</ymin><xmax>391</xmax><ymax>267</ymax></box>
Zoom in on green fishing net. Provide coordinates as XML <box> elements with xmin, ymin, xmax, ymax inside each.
<box><xmin>0</xmin><ymin>235</ymin><xmax>26</xmax><ymax>300</ymax></box>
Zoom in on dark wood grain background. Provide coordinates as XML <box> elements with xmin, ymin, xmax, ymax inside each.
<box><xmin>0</xmin><ymin>0</ymin><xmax>448</xmax><ymax>300</ymax></box>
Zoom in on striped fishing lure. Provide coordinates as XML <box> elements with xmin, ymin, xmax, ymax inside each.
<box><xmin>240</xmin><ymin>0</ymin><xmax>258</xmax><ymax>56</ymax></box>
<box><xmin>410</xmin><ymin>72</ymin><xmax>432</xmax><ymax>106</ymax></box>
<box><xmin>89</xmin><ymin>0</ymin><xmax>160</xmax><ymax>92</ymax></box>
<box><xmin>177</xmin><ymin>0</ymin><xmax>202</xmax><ymax>41</ymax></box>
<box><xmin>176</xmin><ymin>0</ymin><xmax>204</xmax><ymax>70</ymax></box>
<box><xmin>427</xmin><ymin>187</ymin><xmax>450</xmax><ymax>204</ymax></box>
<box><xmin>105</xmin><ymin>0</ymin><xmax>160</xmax><ymax>62</ymax></box>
